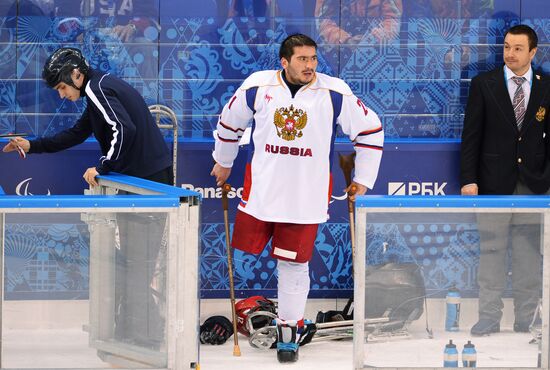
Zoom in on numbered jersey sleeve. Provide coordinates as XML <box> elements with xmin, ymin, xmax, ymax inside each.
<box><xmin>338</xmin><ymin>94</ymin><xmax>384</xmax><ymax>189</ymax></box>
<box><xmin>212</xmin><ymin>86</ymin><xmax>254</xmax><ymax>168</ymax></box>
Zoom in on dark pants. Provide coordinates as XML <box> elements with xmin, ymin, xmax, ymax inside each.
<box><xmin>114</xmin><ymin>167</ymin><xmax>173</xmax><ymax>347</ymax></box>
<box><xmin>476</xmin><ymin>180</ymin><xmax>543</xmax><ymax>324</ymax></box>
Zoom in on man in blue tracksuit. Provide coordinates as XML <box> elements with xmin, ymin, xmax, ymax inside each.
<box><xmin>4</xmin><ymin>47</ymin><xmax>172</xmax><ymax>185</ymax></box>
<box><xmin>3</xmin><ymin>47</ymin><xmax>172</xmax><ymax>350</ymax></box>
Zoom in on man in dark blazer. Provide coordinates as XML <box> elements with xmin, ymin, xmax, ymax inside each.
<box><xmin>461</xmin><ymin>24</ymin><xmax>550</xmax><ymax>336</ymax></box>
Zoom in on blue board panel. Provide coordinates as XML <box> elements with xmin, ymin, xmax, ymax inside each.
<box><xmin>0</xmin><ymin>80</ymin><xmax>15</xmax><ymax>114</ymax></box>
<box><xmin>0</xmin><ymin>1</ymin><xmax>16</xmax><ymax>17</ymax></box>
<box><xmin>16</xmin><ymin>79</ymin><xmax>84</xmax><ymax>114</ymax></box>
<box><xmin>0</xmin><ymin>112</ymin><xmax>16</xmax><ymax>137</ymax></box>
<box><xmin>0</xmin><ymin>140</ymin><xmax>463</xmax><ymax>299</ymax></box>
<box><xmin>0</xmin><ymin>19</ymin><xmax>16</xmax><ymax>80</ymax></box>
<box><xmin>521</xmin><ymin>1</ymin><xmax>550</xmax><ymax>20</ymax></box>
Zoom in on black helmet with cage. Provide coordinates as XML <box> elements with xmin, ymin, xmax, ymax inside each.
<box><xmin>42</xmin><ymin>47</ymin><xmax>89</xmax><ymax>89</ymax></box>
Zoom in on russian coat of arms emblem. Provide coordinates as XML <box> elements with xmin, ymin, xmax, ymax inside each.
<box><xmin>273</xmin><ymin>105</ymin><xmax>307</xmax><ymax>141</ymax></box>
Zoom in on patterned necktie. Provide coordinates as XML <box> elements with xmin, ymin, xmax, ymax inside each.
<box><xmin>511</xmin><ymin>76</ymin><xmax>527</xmax><ymax>130</ymax></box>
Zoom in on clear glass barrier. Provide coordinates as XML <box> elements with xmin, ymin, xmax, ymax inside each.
<box><xmin>2</xmin><ymin>210</ymin><xmax>169</xmax><ymax>368</ymax></box>
<box><xmin>356</xmin><ymin>210</ymin><xmax>545</xmax><ymax>369</ymax></box>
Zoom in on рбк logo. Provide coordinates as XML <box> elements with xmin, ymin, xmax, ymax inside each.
<box><xmin>388</xmin><ymin>182</ymin><xmax>446</xmax><ymax>195</ymax></box>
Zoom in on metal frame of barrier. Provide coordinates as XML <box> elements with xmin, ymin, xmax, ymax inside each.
<box><xmin>149</xmin><ymin>104</ymin><xmax>179</xmax><ymax>186</ymax></box>
<box><xmin>0</xmin><ymin>173</ymin><xmax>201</xmax><ymax>370</ymax></box>
<box><xmin>354</xmin><ymin>195</ymin><xmax>550</xmax><ymax>370</ymax></box>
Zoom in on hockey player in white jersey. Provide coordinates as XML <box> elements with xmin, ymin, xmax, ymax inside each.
<box><xmin>211</xmin><ymin>33</ymin><xmax>384</xmax><ymax>363</ymax></box>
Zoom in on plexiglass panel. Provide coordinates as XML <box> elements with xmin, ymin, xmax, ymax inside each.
<box><xmin>357</xmin><ymin>210</ymin><xmax>543</xmax><ymax>368</ymax></box>
<box><xmin>2</xmin><ymin>210</ymin><xmax>169</xmax><ymax>368</ymax></box>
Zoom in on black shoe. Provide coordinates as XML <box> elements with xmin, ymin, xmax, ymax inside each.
<box><xmin>277</xmin><ymin>342</ymin><xmax>299</xmax><ymax>363</ymax></box>
<box><xmin>514</xmin><ymin>322</ymin><xmax>530</xmax><ymax>333</ymax></box>
<box><xmin>297</xmin><ymin>320</ymin><xmax>317</xmax><ymax>346</ymax></box>
<box><xmin>514</xmin><ymin>318</ymin><xmax>541</xmax><ymax>333</ymax></box>
<box><xmin>471</xmin><ymin>319</ymin><xmax>500</xmax><ymax>336</ymax></box>
<box><xmin>316</xmin><ymin>310</ymin><xmax>345</xmax><ymax>323</ymax></box>
<box><xmin>276</xmin><ymin>320</ymin><xmax>299</xmax><ymax>363</ymax></box>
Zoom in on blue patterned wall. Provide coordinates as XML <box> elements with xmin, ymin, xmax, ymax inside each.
<box><xmin>1</xmin><ymin>0</ymin><xmax>549</xmax><ymax>299</ymax></box>
<box><xmin>201</xmin><ymin>219</ymin><xmax>481</xmax><ymax>299</ymax></box>
<box><xmin>1</xmin><ymin>0</ymin><xmax>549</xmax><ymax>139</ymax></box>
<box><xmin>4</xmin><ymin>218</ymin><xmax>89</xmax><ymax>300</ymax></box>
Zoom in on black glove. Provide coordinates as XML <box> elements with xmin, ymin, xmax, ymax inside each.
<box><xmin>200</xmin><ymin>316</ymin><xmax>234</xmax><ymax>345</ymax></box>
<box><xmin>298</xmin><ymin>321</ymin><xmax>318</xmax><ymax>347</ymax></box>
<box><xmin>316</xmin><ymin>310</ymin><xmax>346</xmax><ymax>323</ymax></box>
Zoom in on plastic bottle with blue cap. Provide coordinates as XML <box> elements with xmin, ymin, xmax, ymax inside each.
<box><xmin>445</xmin><ymin>286</ymin><xmax>461</xmax><ymax>331</ymax></box>
<box><xmin>462</xmin><ymin>340</ymin><xmax>477</xmax><ymax>367</ymax></box>
<box><xmin>444</xmin><ymin>339</ymin><xmax>458</xmax><ymax>367</ymax></box>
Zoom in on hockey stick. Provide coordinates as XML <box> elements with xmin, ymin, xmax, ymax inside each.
<box><xmin>348</xmin><ymin>184</ymin><xmax>357</xmax><ymax>267</ymax></box>
<box><xmin>0</xmin><ymin>133</ymin><xmax>28</xmax><ymax>138</ymax></box>
<box><xmin>222</xmin><ymin>183</ymin><xmax>241</xmax><ymax>356</ymax></box>
<box><xmin>338</xmin><ymin>153</ymin><xmax>357</xmax><ymax>266</ymax></box>
<box><xmin>249</xmin><ymin>317</ymin><xmax>390</xmax><ymax>349</ymax></box>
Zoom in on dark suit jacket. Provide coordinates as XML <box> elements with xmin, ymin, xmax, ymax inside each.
<box><xmin>460</xmin><ymin>65</ymin><xmax>550</xmax><ymax>194</ymax></box>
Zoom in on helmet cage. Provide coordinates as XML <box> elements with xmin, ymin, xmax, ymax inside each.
<box><xmin>245</xmin><ymin>310</ymin><xmax>278</xmax><ymax>337</ymax></box>
<box><xmin>235</xmin><ymin>296</ymin><xmax>277</xmax><ymax>336</ymax></box>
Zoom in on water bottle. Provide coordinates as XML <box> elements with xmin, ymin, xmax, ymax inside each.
<box><xmin>445</xmin><ymin>286</ymin><xmax>461</xmax><ymax>331</ymax></box>
<box><xmin>444</xmin><ymin>340</ymin><xmax>458</xmax><ymax>367</ymax></box>
<box><xmin>462</xmin><ymin>340</ymin><xmax>477</xmax><ymax>368</ymax></box>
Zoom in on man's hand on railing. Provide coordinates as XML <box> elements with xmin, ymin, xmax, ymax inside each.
<box><xmin>461</xmin><ymin>184</ymin><xmax>478</xmax><ymax>195</ymax></box>
<box><xmin>83</xmin><ymin>167</ymin><xmax>99</xmax><ymax>187</ymax></box>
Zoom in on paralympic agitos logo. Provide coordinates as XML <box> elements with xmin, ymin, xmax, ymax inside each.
<box><xmin>15</xmin><ymin>178</ymin><xmax>51</xmax><ymax>196</ymax></box>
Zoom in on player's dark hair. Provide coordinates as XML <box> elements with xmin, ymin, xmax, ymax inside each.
<box><xmin>42</xmin><ymin>47</ymin><xmax>89</xmax><ymax>88</ymax></box>
<box><xmin>506</xmin><ymin>24</ymin><xmax>538</xmax><ymax>50</ymax></box>
<box><xmin>279</xmin><ymin>34</ymin><xmax>317</xmax><ymax>61</ymax></box>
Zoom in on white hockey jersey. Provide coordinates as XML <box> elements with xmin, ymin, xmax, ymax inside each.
<box><xmin>213</xmin><ymin>70</ymin><xmax>384</xmax><ymax>224</ymax></box>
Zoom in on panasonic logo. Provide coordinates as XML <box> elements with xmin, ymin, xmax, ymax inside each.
<box><xmin>388</xmin><ymin>182</ymin><xmax>447</xmax><ymax>195</ymax></box>
<box><xmin>181</xmin><ymin>184</ymin><xmax>243</xmax><ymax>199</ymax></box>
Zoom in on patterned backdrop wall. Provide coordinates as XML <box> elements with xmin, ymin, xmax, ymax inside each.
<box><xmin>0</xmin><ymin>0</ymin><xmax>549</xmax><ymax>300</ymax></box>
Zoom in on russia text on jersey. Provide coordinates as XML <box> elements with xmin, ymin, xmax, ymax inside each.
<box><xmin>265</xmin><ymin>144</ymin><xmax>313</xmax><ymax>157</ymax></box>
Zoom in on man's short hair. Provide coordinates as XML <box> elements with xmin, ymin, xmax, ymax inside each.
<box><xmin>279</xmin><ymin>34</ymin><xmax>317</xmax><ymax>61</ymax></box>
<box><xmin>506</xmin><ymin>24</ymin><xmax>538</xmax><ymax>50</ymax></box>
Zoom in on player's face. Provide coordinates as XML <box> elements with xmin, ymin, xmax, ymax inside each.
<box><xmin>504</xmin><ymin>33</ymin><xmax>536</xmax><ymax>76</ymax></box>
<box><xmin>54</xmin><ymin>82</ymin><xmax>80</xmax><ymax>101</ymax></box>
<box><xmin>53</xmin><ymin>69</ymin><xmax>83</xmax><ymax>101</ymax></box>
<box><xmin>282</xmin><ymin>46</ymin><xmax>318</xmax><ymax>85</ymax></box>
